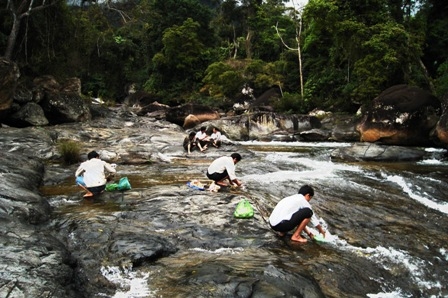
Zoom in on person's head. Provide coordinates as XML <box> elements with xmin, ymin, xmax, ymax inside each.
<box><xmin>213</xmin><ymin>127</ymin><xmax>219</xmax><ymax>132</ymax></box>
<box><xmin>231</xmin><ymin>153</ymin><xmax>242</xmax><ymax>164</ymax></box>
<box><xmin>298</xmin><ymin>185</ymin><xmax>314</xmax><ymax>200</ymax></box>
<box><xmin>87</xmin><ymin>150</ymin><xmax>100</xmax><ymax>160</ymax></box>
<box><xmin>189</xmin><ymin>131</ymin><xmax>196</xmax><ymax>138</ymax></box>
<box><xmin>200</xmin><ymin>126</ymin><xmax>206</xmax><ymax>132</ymax></box>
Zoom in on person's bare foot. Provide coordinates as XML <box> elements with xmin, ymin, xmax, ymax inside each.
<box><xmin>83</xmin><ymin>193</ymin><xmax>94</xmax><ymax>198</ymax></box>
<box><xmin>277</xmin><ymin>232</ymin><xmax>285</xmax><ymax>237</ymax></box>
<box><xmin>216</xmin><ymin>181</ymin><xmax>228</xmax><ymax>187</ymax></box>
<box><xmin>291</xmin><ymin>236</ymin><xmax>307</xmax><ymax>243</ymax></box>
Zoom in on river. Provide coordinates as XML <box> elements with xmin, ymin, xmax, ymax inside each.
<box><xmin>45</xmin><ymin>140</ymin><xmax>448</xmax><ymax>298</ymax></box>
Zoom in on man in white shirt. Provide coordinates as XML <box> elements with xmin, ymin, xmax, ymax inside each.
<box><xmin>75</xmin><ymin>151</ymin><xmax>116</xmax><ymax>197</ymax></box>
<box><xmin>195</xmin><ymin>126</ymin><xmax>209</xmax><ymax>152</ymax></box>
<box><xmin>269</xmin><ymin>185</ymin><xmax>326</xmax><ymax>243</ymax></box>
<box><xmin>206</xmin><ymin>153</ymin><xmax>242</xmax><ymax>187</ymax></box>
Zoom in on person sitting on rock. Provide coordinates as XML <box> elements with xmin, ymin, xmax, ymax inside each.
<box><xmin>209</xmin><ymin>127</ymin><xmax>222</xmax><ymax>148</ymax></box>
<box><xmin>206</xmin><ymin>153</ymin><xmax>243</xmax><ymax>187</ymax></box>
<box><xmin>195</xmin><ymin>126</ymin><xmax>210</xmax><ymax>152</ymax></box>
<box><xmin>183</xmin><ymin>131</ymin><xmax>197</xmax><ymax>154</ymax></box>
<box><xmin>269</xmin><ymin>184</ymin><xmax>326</xmax><ymax>243</ymax></box>
<box><xmin>75</xmin><ymin>150</ymin><xmax>116</xmax><ymax>198</ymax></box>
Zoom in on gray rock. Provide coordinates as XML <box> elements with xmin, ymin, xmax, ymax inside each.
<box><xmin>330</xmin><ymin>142</ymin><xmax>426</xmax><ymax>162</ymax></box>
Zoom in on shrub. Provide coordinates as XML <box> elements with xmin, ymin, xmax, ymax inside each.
<box><xmin>58</xmin><ymin>140</ymin><xmax>81</xmax><ymax>165</ymax></box>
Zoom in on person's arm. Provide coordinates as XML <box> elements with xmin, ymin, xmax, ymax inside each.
<box><xmin>317</xmin><ymin>224</ymin><xmax>326</xmax><ymax>237</ymax></box>
<box><xmin>230</xmin><ymin>178</ymin><xmax>242</xmax><ymax>186</ymax></box>
<box><xmin>75</xmin><ymin>165</ymin><xmax>84</xmax><ymax>177</ymax></box>
<box><xmin>104</xmin><ymin>162</ymin><xmax>117</xmax><ymax>174</ymax></box>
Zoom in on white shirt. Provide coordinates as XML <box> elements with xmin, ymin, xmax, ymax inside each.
<box><xmin>75</xmin><ymin>158</ymin><xmax>116</xmax><ymax>187</ymax></box>
<box><xmin>207</xmin><ymin>156</ymin><xmax>237</xmax><ymax>181</ymax></box>
<box><xmin>210</xmin><ymin>131</ymin><xmax>221</xmax><ymax>141</ymax></box>
<box><xmin>195</xmin><ymin>131</ymin><xmax>208</xmax><ymax>141</ymax></box>
<box><xmin>269</xmin><ymin>194</ymin><xmax>320</xmax><ymax>227</ymax></box>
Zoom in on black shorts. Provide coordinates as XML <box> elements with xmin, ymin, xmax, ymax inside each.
<box><xmin>270</xmin><ymin>208</ymin><xmax>313</xmax><ymax>232</ymax></box>
<box><xmin>206</xmin><ymin>170</ymin><xmax>229</xmax><ymax>182</ymax></box>
<box><xmin>87</xmin><ymin>185</ymin><xmax>106</xmax><ymax>195</ymax></box>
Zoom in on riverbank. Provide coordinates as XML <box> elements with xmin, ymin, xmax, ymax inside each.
<box><xmin>1</xmin><ymin>108</ymin><xmax>447</xmax><ymax>297</ymax></box>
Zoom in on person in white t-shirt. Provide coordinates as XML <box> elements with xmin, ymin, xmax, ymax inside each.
<box><xmin>269</xmin><ymin>185</ymin><xmax>326</xmax><ymax>243</ymax></box>
<box><xmin>194</xmin><ymin>126</ymin><xmax>209</xmax><ymax>152</ymax></box>
<box><xmin>75</xmin><ymin>151</ymin><xmax>116</xmax><ymax>198</ymax></box>
<box><xmin>209</xmin><ymin>127</ymin><xmax>222</xmax><ymax>148</ymax></box>
<box><xmin>206</xmin><ymin>153</ymin><xmax>242</xmax><ymax>187</ymax></box>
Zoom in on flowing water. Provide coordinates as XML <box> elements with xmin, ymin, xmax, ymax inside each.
<box><xmin>43</xmin><ymin>141</ymin><xmax>448</xmax><ymax>297</ymax></box>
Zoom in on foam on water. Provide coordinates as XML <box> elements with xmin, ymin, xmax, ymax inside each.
<box><xmin>101</xmin><ymin>266</ymin><xmax>154</xmax><ymax>298</ymax></box>
<box><xmin>244</xmin><ymin>155</ymin><xmax>363</xmax><ymax>183</ymax></box>
<box><xmin>386</xmin><ymin>175</ymin><xmax>448</xmax><ymax>214</ymax></box>
<box><xmin>335</xmin><ymin>242</ymin><xmax>443</xmax><ymax>297</ymax></box>
<box><xmin>190</xmin><ymin>247</ymin><xmax>244</xmax><ymax>254</ymax></box>
<box><xmin>239</xmin><ymin>140</ymin><xmax>353</xmax><ymax>148</ymax></box>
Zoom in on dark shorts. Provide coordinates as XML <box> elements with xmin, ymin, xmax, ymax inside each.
<box><xmin>87</xmin><ymin>185</ymin><xmax>106</xmax><ymax>195</ymax></box>
<box><xmin>206</xmin><ymin>170</ymin><xmax>229</xmax><ymax>182</ymax></box>
<box><xmin>183</xmin><ymin>142</ymin><xmax>197</xmax><ymax>150</ymax></box>
<box><xmin>270</xmin><ymin>208</ymin><xmax>313</xmax><ymax>232</ymax></box>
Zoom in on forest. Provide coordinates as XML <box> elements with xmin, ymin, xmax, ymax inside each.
<box><xmin>1</xmin><ymin>0</ymin><xmax>447</xmax><ymax>113</ymax></box>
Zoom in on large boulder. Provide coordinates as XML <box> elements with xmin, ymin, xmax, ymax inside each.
<box><xmin>199</xmin><ymin>112</ymin><xmax>322</xmax><ymax>141</ymax></box>
<box><xmin>36</xmin><ymin>76</ymin><xmax>91</xmax><ymax>124</ymax></box>
<box><xmin>166</xmin><ymin>103</ymin><xmax>220</xmax><ymax>129</ymax></box>
<box><xmin>356</xmin><ymin>85</ymin><xmax>441</xmax><ymax>146</ymax></box>
<box><xmin>435</xmin><ymin>109</ymin><xmax>448</xmax><ymax>147</ymax></box>
<box><xmin>331</xmin><ymin>143</ymin><xmax>426</xmax><ymax>162</ymax></box>
<box><xmin>10</xmin><ymin>102</ymin><xmax>49</xmax><ymax>126</ymax></box>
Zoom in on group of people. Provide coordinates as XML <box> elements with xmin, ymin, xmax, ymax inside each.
<box><xmin>76</xmin><ymin>147</ymin><xmax>325</xmax><ymax>244</ymax></box>
<box><xmin>204</xmin><ymin>152</ymin><xmax>325</xmax><ymax>244</ymax></box>
<box><xmin>183</xmin><ymin>126</ymin><xmax>222</xmax><ymax>154</ymax></box>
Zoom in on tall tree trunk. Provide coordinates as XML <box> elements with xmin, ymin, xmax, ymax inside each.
<box><xmin>3</xmin><ymin>0</ymin><xmax>57</xmax><ymax>61</ymax></box>
<box><xmin>296</xmin><ymin>18</ymin><xmax>303</xmax><ymax>98</ymax></box>
<box><xmin>4</xmin><ymin>14</ymin><xmax>23</xmax><ymax>61</ymax></box>
<box><xmin>245</xmin><ymin>30</ymin><xmax>253</xmax><ymax>59</ymax></box>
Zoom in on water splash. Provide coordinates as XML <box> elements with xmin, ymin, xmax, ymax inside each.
<box><xmin>386</xmin><ymin>175</ymin><xmax>448</xmax><ymax>214</ymax></box>
<box><xmin>190</xmin><ymin>247</ymin><xmax>245</xmax><ymax>254</ymax></box>
<box><xmin>101</xmin><ymin>266</ymin><xmax>153</xmax><ymax>298</ymax></box>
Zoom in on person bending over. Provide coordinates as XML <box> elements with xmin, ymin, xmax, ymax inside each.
<box><xmin>183</xmin><ymin>131</ymin><xmax>197</xmax><ymax>154</ymax></box>
<box><xmin>75</xmin><ymin>150</ymin><xmax>116</xmax><ymax>198</ymax></box>
<box><xmin>269</xmin><ymin>185</ymin><xmax>326</xmax><ymax>243</ymax></box>
<box><xmin>206</xmin><ymin>153</ymin><xmax>242</xmax><ymax>187</ymax></box>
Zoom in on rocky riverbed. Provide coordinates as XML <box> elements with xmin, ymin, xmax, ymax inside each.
<box><xmin>1</xmin><ymin>107</ymin><xmax>447</xmax><ymax>298</ymax></box>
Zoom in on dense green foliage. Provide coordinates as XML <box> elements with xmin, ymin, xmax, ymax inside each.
<box><xmin>1</xmin><ymin>0</ymin><xmax>447</xmax><ymax>112</ymax></box>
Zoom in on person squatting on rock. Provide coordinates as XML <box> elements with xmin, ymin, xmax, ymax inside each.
<box><xmin>75</xmin><ymin>150</ymin><xmax>116</xmax><ymax>198</ymax></box>
<box><xmin>195</xmin><ymin>126</ymin><xmax>210</xmax><ymax>152</ymax></box>
<box><xmin>269</xmin><ymin>185</ymin><xmax>326</xmax><ymax>243</ymax></box>
<box><xmin>206</xmin><ymin>153</ymin><xmax>243</xmax><ymax>187</ymax></box>
<box><xmin>183</xmin><ymin>131</ymin><xmax>197</xmax><ymax>154</ymax></box>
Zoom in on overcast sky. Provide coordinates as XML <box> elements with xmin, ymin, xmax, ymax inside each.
<box><xmin>285</xmin><ymin>0</ymin><xmax>309</xmax><ymax>9</ymax></box>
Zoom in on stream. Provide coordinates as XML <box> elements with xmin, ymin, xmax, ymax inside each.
<box><xmin>42</xmin><ymin>141</ymin><xmax>448</xmax><ymax>298</ymax></box>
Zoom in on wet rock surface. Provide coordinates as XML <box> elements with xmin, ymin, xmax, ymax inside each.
<box><xmin>1</xmin><ymin>106</ymin><xmax>447</xmax><ymax>297</ymax></box>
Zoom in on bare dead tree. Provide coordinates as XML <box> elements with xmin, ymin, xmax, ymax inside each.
<box><xmin>3</xmin><ymin>0</ymin><xmax>59</xmax><ymax>61</ymax></box>
<box><xmin>274</xmin><ymin>0</ymin><xmax>305</xmax><ymax>97</ymax></box>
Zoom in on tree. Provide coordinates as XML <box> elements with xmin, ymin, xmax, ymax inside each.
<box><xmin>2</xmin><ymin>0</ymin><xmax>60</xmax><ymax>60</ymax></box>
<box><xmin>302</xmin><ymin>0</ymin><xmax>427</xmax><ymax>110</ymax></box>
<box><xmin>274</xmin><ymin>0</ymin><xmax>306</xmax><ymax>96</ymax></box>
<box><xmin>145</xmin><ymin>18</ymin><xmax>208</xmax><ymax>101</ymax></box>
